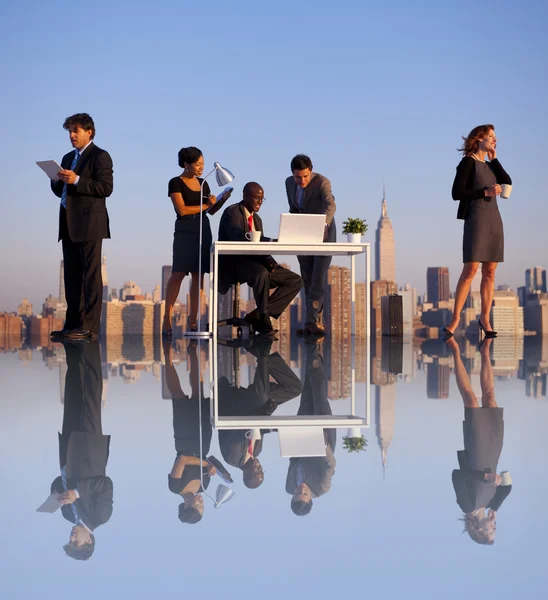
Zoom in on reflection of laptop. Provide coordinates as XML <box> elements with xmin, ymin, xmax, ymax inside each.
<box><xmin>277</xmin><ymin>213</ymin><xmax>326</xmax><ymax>244</ymax></box>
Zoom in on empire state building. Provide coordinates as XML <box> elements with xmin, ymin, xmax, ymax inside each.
<box><xmin>375</xmin><ymin>192</ymin><xmax>396</xmax><ymax>283</ymax></box>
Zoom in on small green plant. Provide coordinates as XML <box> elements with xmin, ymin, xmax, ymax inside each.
<box><xmin>342</xmin><ymin>218</ymin><xmax>368</xmax><ymax>235</ymax></box>
<box><xmin>342</xmin><ymin>435</ymin><xmax>368</xmax><ymax>453</ymax></box>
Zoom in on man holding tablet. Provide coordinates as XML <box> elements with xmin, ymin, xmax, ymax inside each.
<box><xmin>49</xmin><ymin>113</ymin><xmax>113</xmax><ymax>340</ymax></box>
<box><xmin>285</xmin><ymin>154</ymin><xmax>336</xmax><ymax>336</ymax></box>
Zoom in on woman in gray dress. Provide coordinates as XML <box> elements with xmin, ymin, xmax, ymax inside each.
<box><xmin>444</xmin><ymin>125</ymin><xmax>512</xmax><ymax>338</ymax></box>
<box><xmin>445</xmin><ymin>336</ymin><xmax>512</xmax><ymax>545</ymax></box>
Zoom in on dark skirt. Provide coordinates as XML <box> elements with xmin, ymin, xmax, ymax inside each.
<box><xmin>172</xmin><ymin>215</ymin><xmax>212</xmax><ymax>274</ymax></box>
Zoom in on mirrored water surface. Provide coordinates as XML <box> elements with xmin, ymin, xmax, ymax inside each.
<box><xmin>1</xmin><ymin>334</ymin><xmax>546</xmax><ymax>599</ymax></box>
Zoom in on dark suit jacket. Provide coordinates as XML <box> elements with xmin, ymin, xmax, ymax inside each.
<box><xmin>218</xmin><ymin>201</ymin><xmax>275</xmax><ymax>293</ymax></box>
<box><xmin>51</xmin><ymin>432</ymin><xmax>113</xmax><ymax>531</ymax></box>
<box><xmin>285</xmin><ymin>172</ymin><xmax>336</xmax><ymax>242</ymax></box>
<box><xmin>452</xmin><ymin>450</ymin><xmax>512</xmax><ymax>513</ymax></box>
<box><xmin>451</xmin><ymin>157</ymin><xmax>512</xmax><ymax>220</ymax></box>
<box><xmin>51</xmin><ymin>142</ymin><xmax>113</xmax><ymax>242</ymax></box>
<box><xmin>219</xmin><ymin>351</ymin><xmax>302</xmax><ymax>468</ymax></box>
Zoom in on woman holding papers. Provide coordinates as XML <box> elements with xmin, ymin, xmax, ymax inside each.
<box><xmin>162</xmin><ymin>146</ymin><xmax>232</xmax><ymax>336</ymax></box>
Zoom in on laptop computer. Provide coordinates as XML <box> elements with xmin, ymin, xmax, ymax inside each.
<box><xmin>277</xmin><ymin>213</ymin><xmax>326</xmax><ymax>244</ymax></box>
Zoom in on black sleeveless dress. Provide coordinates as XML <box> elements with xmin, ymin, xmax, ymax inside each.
<box><xmin>168</xmin><ymin>177</ymin><xmax>212</xmax><ymax>274</ymax></box>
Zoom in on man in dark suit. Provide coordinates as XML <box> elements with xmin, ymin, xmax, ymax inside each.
<box><xmin>50</xmin><ymin>340</ymin><xmax>113</xmax><ymax>560</ymax></box>
<box><xmin>218</xmin><ymin>338</ymin><xmax>303</xmax><ymax>488</ymax></box>
<box><xmin>50</xmin><ymin>113</ymin><xmax>113</xmax><ymax>340</ymax></box>
<box><xmin>285</xmin><ymin>154</ymin><xmax>336</xmax><ymax>336</ymax></box>
<box><xmin>286</xmin><ymin>339</ymin><xmax>336</xmax><ymax>516</ymax></box>
<box><xmin>218</xmin><ymin>182</ymin><xmax>302</xmax><ymax>334</ymax></box>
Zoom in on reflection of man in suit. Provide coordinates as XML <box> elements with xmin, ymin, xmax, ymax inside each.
<box><xmin>50</xmin><ymin>113</ymin><xmax>113</xmax><ymax>340</ymax></box>
<box><xmin>218</xmin><ymin>182</ymin><xmax>302</xmax><ymax>334</ymax></box>
<box><xmin>446</xmin><ymin>337</ymin><xmax>512</xmax><ymax>545</ymax></box>
<box><xmin>285</xmin><ymin>154</ymin><xmax>336</xmax><ymax>336</ymax></box>
<box><xmin>218</xmin><ymin>340</ymin><xmax>302</xmax><ymax>488</ymax></box>
<box><xmin>163</xmin><ymin>340</ymin><xmax>216</xmax><ymax>524</ymax></box>
<box><xmin>50</xmin><ymin>341</ymin><xmax>113</xmax><ymax>560</ymax></box>
<box><xmin>286</xmin><ymin>340</ymin><xmax>336</xmax><ymax>515</ymax></box>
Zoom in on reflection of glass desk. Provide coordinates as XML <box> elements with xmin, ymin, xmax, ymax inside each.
<box><xmin>210</xmin><ymin>339</ymin><xmax>369</xmax><ymax>457</ymax></box>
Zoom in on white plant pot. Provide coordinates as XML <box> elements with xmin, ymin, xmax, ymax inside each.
<box><xmin>347</xmin><ymin>233</ymin><xmax>362</xmax><ymax>243</ymax></box>
<box><xmin>347</xmin><ymin>427</ymin><xmax>362</xmax><ymax>438</ymax></box>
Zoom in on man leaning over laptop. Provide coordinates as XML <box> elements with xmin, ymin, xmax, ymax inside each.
<box><xmin>285</xmin><ymin>154</ymin><xmax>336</xmax><ymax>336</ymax></box>
<box><xmin>218</xmin><ymin>182</ymin><xmax>303</xmax><ymax>335</ymax></box>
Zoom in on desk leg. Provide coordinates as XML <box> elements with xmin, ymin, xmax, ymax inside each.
<box><xmin>212</xmin><ymin>246</ymin><xmax>219</xmax><ymax>339</ymax></box>
<box><xmin>351</xmin><ymin>254</ymin><xmax>356</xmax><ymax>336</ymax></box>
<box><xmin>365</xmin><ymin>246</ymin><xmax>371</xmax><ymax>425</ymax></box>
<box><xmin>209</xmin><ymin>246</ymin><xmax>214</xmax><ymax>336</ymax></box>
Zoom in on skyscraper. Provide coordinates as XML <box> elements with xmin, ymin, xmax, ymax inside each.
<box><xmin>526</xmin><ymin>267</ymin><xmax>547</xmax><ymax>293</ymax></box>
<box><xmin>375</xmin><ymin>190</ymin><xmax>396</xmax><ymax>283</ymax></box>
<box><xmin>375</xmin><ymin>383</ymin><xmax>396</xmax><ymax>477</ymax></box>
<box><xmin>101</xmin><ymin>256</ymin><xmax>109</xmax><ymax>301</ymax></box>
<box><xmin>162</xmin><ymin>266</ymin><xmax>172</xmax><ymax>301</ymax></box>
<box><xmin>325</xmin><ymin>266</ymin><xmax>351</xmax><ymax>338</ymax></box>
<box><xmin>426</xmin><ymin>267</ymin><xmax>450</xmax><ymax>305</ymax></box>
<box><xmin>59</xmin><ymin>260</ymin><xmax>66</xmax><ymax>304</ymax></box>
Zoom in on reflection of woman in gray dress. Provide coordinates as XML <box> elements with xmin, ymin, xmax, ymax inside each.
<box><xmin>446</xmin><ymin>337</ymin><xmax>512</xmax><ymax>545</ymax></box>
<box><xmin>444</xmin><ymin>125</ymin><xmax>512</xmax><ymax>338</ymax></box>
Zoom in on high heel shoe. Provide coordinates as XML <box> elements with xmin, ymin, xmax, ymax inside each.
<box><xmin>442</xmin><ymin>326</ymin><xmax>454</xmax><ymax>338</ymax></box>
<box><xmin>478</xmin><ymin>319</ymin><xmax>497</xmax><ymax>338</ymax></box>
<box><xmin>186</xmin><ymin>316</ymin><xmax>198</xmax><ymax>333</ymax></box>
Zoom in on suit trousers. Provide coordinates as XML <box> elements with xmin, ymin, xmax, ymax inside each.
<box><xmin>232</xmin><ymin>261</ymin><xmax>302</xmax><ymax>318</ymax></box>
<box><xmin>297</xmin><ymin>255</ymin><xmax>332</xmax><ymax>324</ymax></box>
<box><xmin>60</xmin><ymin>209</ymin><xmax>103</xmax><ymax>333</ymax></box>
<box><xmin>60</xmin><ymin>342</ymin><xmax>103</xmax><ymax>464</ymax></box>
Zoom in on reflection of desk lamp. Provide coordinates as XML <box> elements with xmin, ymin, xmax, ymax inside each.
<box><xmin>185</xmin><ymin>162</ymin><xmax>235</xmax><ymax>338</ymax></box>
<box><xmin>195</xmin><ymin>339</ymin><xmax>235</xmax><ymax>509</ymax></box>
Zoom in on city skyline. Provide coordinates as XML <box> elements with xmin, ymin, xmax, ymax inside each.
<box><xmin>1</xmin><ymin>2</ymin><xmax>547</xmax><ymax>312</ymax></box>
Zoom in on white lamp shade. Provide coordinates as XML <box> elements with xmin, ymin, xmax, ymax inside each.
<box><xmin>214</xmin><ymin>484</ymin><xmax>235</xmax><ymax>509</ymax></box>
<box><xmin>214</xmin><ymin>162</ymin><xmax>235</xmax><ymax>186</ymax></box>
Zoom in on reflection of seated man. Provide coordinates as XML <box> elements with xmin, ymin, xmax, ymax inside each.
<box><xmin>218</xmin><ymin>182</ymin><xmax>303</xmax><ymax>334</ymax></box>
<box><xmin>218</xmin><ymin>339</ymin><xmax>302</xmax><ymax>488</ymax></box>
<box><xmin>286</xmin><ymin>340</ymin><xmax>336</xmax><ymax>516</ymax></box>
<box><xmin>163</xmin><ymin>340</ymin><xmax>216</xmax><ymax>524</ymax></box>
<box><xmin>446</xmin><ymin>337</ymin><xmax>512</xmax><ymax>545</ymax></box>
<box><xmin>50</xmin><ymin>341</ymin><xmax>113</xmax><ymax>561</ymax></box>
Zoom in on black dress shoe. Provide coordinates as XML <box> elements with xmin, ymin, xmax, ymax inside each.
<box><xmin>64</xmin><ymin>328</ymin><xmax>92</xmax><ymax>339</ymax></box>
<box><xmin>50</xmin><ymin>329</ymin><xmax>68</xmax><ymax>337</ymax></box>
<box><xmin>255</xmin><ymin>314</ymin><xmax>278</xmax><ymax>334</ymax></box>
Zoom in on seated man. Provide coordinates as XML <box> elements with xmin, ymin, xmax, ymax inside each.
<box><xmin>218</xmin><ymin>182</ymin><xmax>303</xmax><ymax>334</ymax></box>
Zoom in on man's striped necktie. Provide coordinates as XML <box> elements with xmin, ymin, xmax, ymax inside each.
<box><xmin>61</xmin><ymin>150</ymin><xmax>80</xmax><ymax>209</ymax></box>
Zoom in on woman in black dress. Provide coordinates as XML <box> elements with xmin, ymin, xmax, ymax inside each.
<box><xmin>163</xmin><ymin>339</ymin><xmax>216</xmax><ymax>524</ymax></box>
<box><xmin>444</xmin><ymin>125</ymin><xmax>512</xmax><ymax>338</ymax></box>
<box><xmin>162</xmin><ymin>147</ymin><xmax>232</xmax><ymax>335</ymax></box>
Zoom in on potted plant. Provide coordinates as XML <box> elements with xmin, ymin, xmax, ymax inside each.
<box><xmin>342</xmin><ymin>433</ymin><xmax>368</xmax><ymax>453</ymax></box>
<box><xmin>342</xmin><ymin>217</ymin><xmax>368</xmax><ymax>243</ymax></box>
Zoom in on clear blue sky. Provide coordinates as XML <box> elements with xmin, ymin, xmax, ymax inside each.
<box><xmin>1</xmin><ymin>0</ymin><xmax>547</xmax><ymax>311</ymax></box>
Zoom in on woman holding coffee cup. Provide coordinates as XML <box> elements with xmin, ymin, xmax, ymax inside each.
<box><xmin>162</xmin><ymin>147</ymin><xmax>232</xmax><ymax>336</ymax></box>
<box><xmin>444</xmin><ymin>125</ymin><xmax>512</xmax><ymax>338</ymax></box>
<box><xmin>446</xmin><ymin>336</ymin><xmax>512</xmax><ymax>545</ymax></box>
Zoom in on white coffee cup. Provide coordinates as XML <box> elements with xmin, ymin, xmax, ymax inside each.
<box><xmin>500</xmin><ymin>184</ymin><xmax>512</xmax><ymax>199</ymax></box>
<box><xmin>500</xmin><ymin>471</ymin><xmax>512</xmax><ymax>486</ymax></box>
<box><xmin>245</xmin><ymin>231</ymin><xmax>261</xmax><ymax>243</ymax></box>
<box><xmin>245</xmin><ymin>428</ymin><xmax>261</xmax><ymax>441</ymax></box>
